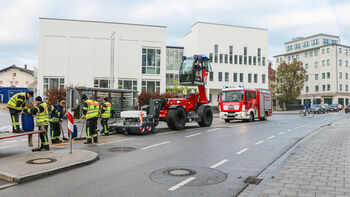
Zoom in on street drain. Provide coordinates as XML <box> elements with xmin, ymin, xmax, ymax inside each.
<box><xmin>164</xmin><ymin>168</ymin><xmax>196</xmax><ymax>177</ymax></box>
<box><xmin>26</xmin><ymin>158</ymin><xmax>57</xmax><ymax>165</ymax></box>
<box><xmin>108</xmin><ymin>147</ymin><xmax>136</xmax><ymax>152</ymax></box>
<box><xmin>244</xmin><ymin>176</ymin><xmax>263</xmax><ymax>185</ymax></box>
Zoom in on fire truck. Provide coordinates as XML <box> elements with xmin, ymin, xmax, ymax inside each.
<box><xmin>218</xmin><ymin>88</ymin><xmax>272</xmax><ymax>122</ymax></box>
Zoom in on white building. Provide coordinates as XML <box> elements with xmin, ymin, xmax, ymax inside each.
<box><xmin>274</xmin><ymin>34</ymin><xmax>350</xmax><ymax>106</ymax></box>
<box><xmin>0</xmin><ymin>65</ymin><xmax>34</xmax><ymax>88</ymax></box>
<box><xmin>38</xmin><ymin>18</ymin><xmax>167</xmax><ymax>96</ymax></box>
<box><xmin>183</xmin><ymin>22</ymin><xmax>269</xmax><ymax>106</ymax></box>
<box><xmin>166</xmin><ymin>46</ymin><xmax>183</xmax><ymax>88</ymax></box>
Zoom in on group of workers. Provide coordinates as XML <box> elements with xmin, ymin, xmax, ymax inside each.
<box><xmin>7</xmin><ymin>91</ymin><xmax>112</xmax><ymax>151</ymax></box>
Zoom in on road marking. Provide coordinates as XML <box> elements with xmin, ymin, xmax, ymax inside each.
<box><xmin>141</xmin><ymin>141</ymin><xmax>170</xmax><ymax>150</ymax></box>
<box><xmin>3</xmin><ymin>140</ymin><xmax>17</xmax><ymax>143</ymax></box>
<box><xmin>168</xmin><ymin>177</ymin><xmax>196</xmax><ymax>191</ymax></box>
<box><xmin>300</xmin><ymin>125</ymin><xmax>305</xmax><ymax>128</ymax></box>
<box><xmin>155</xmin><ymin>131</ymin><xmax>176</xmax><ymax>136</ymax></box>
<box><xmin>97</xmin><ymin>138</ymin><xmax>135</xmax><ymax>146</ymax></box>
<box><xmin>278</xmin><ymin>132</ymin><xmax>285</xmax><ymax>135</ymax></box>
<box><xmin>207</xmin><ymin>128</ymin><xmax>221</xmax><ymax>133</ymax></box>
<box><xmin>236</xmin><ymin>148</ymin><xmax>249</xmax><ymax>155</ymax></box>
<box><xmin>210</xmin><ymin>159</ymin><xmax>229</xmax><ymax>169</ymax></box>
<box><xmin>254</xmin><ymin>140</ymin><xmax>264</xmax><ymax>145</ymax></box>
<box><xmin>185</xmin><ymin>133</ymin><xmax>202</xmax><ymax>138</ymax></box>
<box><xmin>0</xmin><ymin>145</ymin><xmax>19</xmax><ymax>150</ymax></box>
<box><xmin>268</xmin><ymin>136</ymin><xmax>275</xmax><ymax>139</ymax></box>
<box><xmin>287</xmin><ymin>129</ymin><xmax>292</xmax><ymax>132</ymax></box>
<box><xmin>294</xmin><ymin>127</ymin><xmax>299</xmax><ymax>129</ymax></box>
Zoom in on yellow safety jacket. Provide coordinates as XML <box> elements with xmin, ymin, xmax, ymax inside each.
<box><xmin>7</xmin><ymin>92</ymin><xmax>27</xmax><ymax>110</ymax></box>
<box><xmin>36</xmin><ymin>102</ymin><xmax>49</xmax><ymax>126</ymax></box>
<box><xmin>93</xmin><ymin>101</ymin><xmax>100</xmax><ymax>118</ymax></box>
<box><xmin>83</xmin><ymin>99</ymin><xmax>95</xmax><ymax>120</ymax></box>
<box><xmin>101</xmin><ymin>102</ymin><xmax>111</xmax><ymax>118</ymax></box>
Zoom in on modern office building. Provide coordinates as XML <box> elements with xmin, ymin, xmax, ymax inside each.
<box><xmin>183</xmin><ymin>22</ymin><xmax>269</xmax><ymax>106</ymax></box>
<box><xmin>37</xmin><ymin>18</ymin><xmax>167</xmax><ymax>96</ymax></box>
<box><xmin>166</xmin><ymin>46</ymin><xmax>183</xmax><ymax>89</ymax></box>
<box><xmin>274</xmin><ymin>34</ymin><xmax>350</xmax><ymax>106</ymax></box>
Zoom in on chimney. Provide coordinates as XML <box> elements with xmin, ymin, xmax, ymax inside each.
<box><xmin>24</xmin><ymin>64</ymin><xmax>27</xmax><ymax>70</ymax></box>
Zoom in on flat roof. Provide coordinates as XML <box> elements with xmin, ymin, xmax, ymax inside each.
<box><xmin>273</xmin><ymin>43</ymin><xmax>350</xmax><ymax>57</ymax></box>
<box><xmin>285</xmin><ymin>33</ymin><xmax>340</xmax><ymax>45</ymax></box>
<box><xmin>193</xmin><ymin>22</ymin><xmax>268</xmax><ymax>31</ymax></box>
<box><xmin>166</xmin><ymin>46</ymin><xmax>184</xmax><ymax>49</ymax></box>
<box><xmin>39</xmin><ymin>17</ymin><xmax>167</xmax><ymax>28</ymax></box>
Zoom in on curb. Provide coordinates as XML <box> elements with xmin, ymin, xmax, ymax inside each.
<box><xmin>0</xmin><ymin>151</ymin><xmax>99</xmax><ymax>184</ymax></box>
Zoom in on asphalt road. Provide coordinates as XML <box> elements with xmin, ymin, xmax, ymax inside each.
<box><xmin>0</xmin><ymin>112</ymin><xmax>347</xmax><ymax>197</ymax></box>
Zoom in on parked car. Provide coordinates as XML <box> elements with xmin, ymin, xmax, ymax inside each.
<box><xmin>310</xmin><ymin>105</ymin><xmax>326</xmax><ymax>114</ymax></box>
<box><xmin>337</xmin><ymin>104</ymin><xmax>344</xmax><ymax>110</ymax></box>
<box><xmin>345</xmin><ymin>105</ymin><xmax>350</xmax><ymax>113</ymax></box>
<box><xmin>320</xmin><ymin>104</ymin><xmax>329</xmax><ymax>113</ymax></box>
<box><xmin>329</xmin><ymin>104</ymin><xmax>339</xmax><ymax>112</ymax></box>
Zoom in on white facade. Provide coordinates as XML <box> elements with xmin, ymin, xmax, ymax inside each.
<box><xmin>184</xmin><ymin>22</ymin><xmax>269</xmax><ymax>106</ymax></box>
<box><xmin>38</xmin><ymin>18</ymin><xmax>167</xmax><ymax>96</ymax></box>
<box><xmin>274</xmin><ymin>34</ymin><xmax>350</xmax><ymax>106</ymax></box>
<box><xmin>0</xmin><ymin>65</ymin><xmax>34</xmax><ymax>88</ymax></box>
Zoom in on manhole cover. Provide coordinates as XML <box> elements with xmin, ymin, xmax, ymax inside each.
<box><xmin>164</xmin><ymin>168</ymin><xmax>196</xmax><ymax>177</ymax></box>
<box><xmin>244</xmin><ymin>176</ymin><xmax>263</xmax><ymax>185</ymax></box>
<box><xmin>108</xmin><ymin>147</ymin><xmax>136</xmax><ymax>152</ymax></box>
<box><xmin>26</xmin><ymin>158</ymin><xmax>57</xmax><ymax>164</ymax></box>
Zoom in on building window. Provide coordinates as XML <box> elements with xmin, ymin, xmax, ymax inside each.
<box><xmin>214</xmin><ymin>54</ymin><xmax>218</xmax><ymax>63</ymax></box>
<box><xmin>315</xmin><ymin>85</ymin><xmax>319</xmax><ymax>92</ymax></box>
<box><xmin>10</xmin><ymin>81</ymin><xmax>14</xmax><ymax>85</ymax></box>
<box><xmin>239</xmin><ymin>55</ymin><xmax>242</xmax><ymax>64</ymax></box>
<box><xmin>346</xmin><ymin>49</ymin><xmax>348</xmax><ymax>56</ymax></box>
<box><xmin>13</xmin><ymin>73</ymin><xmax>16</xmax><ymax>77</ymax></box>
<box><xmin>314</xmin><ymin>50</ymin><xmax>318</xmax><ymax>56</ymax></box>
<box><xmin>218</xmin><ymin>72</ymin><xmax>222</xmax><ymax>82</ymax></box>
<box><xmin>234</xmin><ymin>55</ymin><xmax>238</xmax><ymax>64</ymax></box>
<box><xmin>339</xmin><ymin>72</ymin><xmax>342</xmax><ymax>79</ymax></box>
<box><xmin>322</xmin><ymin>60</ymin><xmax>325</xmax><ymax>67</ymax></box>
<box><xmin>248</xmin><ymin>74</ymin><xmax>252</xmax><ymax>83</ymax></box>
<box><xmin>326</xmin><ymin>48</ymin><xmax>330</xmax><ymax>54</ymax></box>
<box><xmin>315</xmin><ymin>74</ymin><xmax>318</xmax><ymax>80</ymax></box>
<box><xmin>327</xmin><ymin>59</ymin><xmax>330</xmax><ymax>66</ymax></box>
<box><xmin>315</xmin><ymin>62</ymin><xmax>318</xmax><ymax>68</ymax></box>
<box><xmin>240</xmin><ymin>73</ymin><xmax>244</xmax><ymax>82</ymax></box>
<box><xmin>209</xmin><ymin>53</ymin><xmax>213</xmax><ymax>63</ymax></box>
<box><xmin>305</xmin><ymin>63</ymin><xmax>308</xmax><ymax>70</ymax></box>
<box><xmin>339</xmin><ymin>59</ymin><xmax>342</xmax><ymax>66</ymax></box>
<box><xmin>249</xmin><ymin>56</ymin><xmax>252</xmax><ymax>65</ymax></box>
<box><xmin>322</xmin><ymin>48</ymin><xmax>325</xmax><ymax>54</ymax></box>
<box><xmin>141</xmin><ymin>80</ymin><xmax>160</xmax><ymax>93</ymax></box>
<box><xmin>327</xmin><ymin>84</ymin><xmax>330</xmax><ymax>91</ymax></box>
<box><xmin>305</xmin><ymin>52</ymin><xmax>308</xmax><ymax>58</ymax></box>
<box><xmin>303</xmin><ymin>41</ymin><xmax>309</xmax><ymax>48</ymax></box>
<box><xmin>166</xmin><ymin>48</ymin><xmax>183</xmax><ymax>70</ymax></box>
<box><xmin>322</xmin><ymin>73</ymin><xmax>325</xmax><ymax>79</ymax></box>
<box><xmin>44</xmin><ymin>77</ymin><xmax>65</xmax><ymax>93</ymax></box>
<box><xmin>311</xmin><ymin>39</ymin><xmax>319</xmax><ymax>46</ymax></box>
<box><xmin>118</xmin><ymin>79</ymin><xmax>137</xmax><ymax>90</ymax></box>
<box><xmin>229</xmin><ymin>46</ymin><xmax>233</xmax><ymax>64</ymax></box>
<box><xmin>244</xmin><ymin>56</ymin><xmax>247</xmax><ymax>65</ymax></box>
<box><xmin>339</xmin><ymin>48</ymin><xmax>342</xmax><ymax>54</ymax></box>
<box><xmin>346</xmin><ymin>85</ymin><xmax>349</xmax><ymax>92</ymax></box>
<box><xmin>233</xmin><ymin>73</ymin><xmax>237</xmax><ymax>82</ymax></box>
<box><xmin>288</xmin><ymin>56</ymin><xmax>291</xmax><ymax>61</ymax></box>
<box><xmin>306</xmin><ymin>74</ymin><xmax>309</xmax><ymax>81</ymax></box>
<box><xmin>254</xmin><ymin>74</ymin><xmax>258</xmax><ymax>83</ymax></box>
<box><xmin>142</xmin><ymin>48</ymin><xmax>161</xmax><ymax>74</ymax></box>
<box><xmin>322</xmin><ymin>85</ymin><xmax>326</xmax><ymax>91</ymax></box>
<box><xmin>262</xmin><ymin>74</ymin><xmax>266</xmax><ymax>84</ymax></box>
<box><xmin>165</xmin><ymin>74</ymin><xmax>178</xmax><ymax>87</ymax></box>
<box><xmin>209</xmin><ymin>72</ymin><xmax>213</xmax><ymax>81</ymax></box>
<box><xmin>310</xmin><ymin>51</ymin><xmax>313</xmax><ymax>57</ymax></box>
<box><xmin>219</xmin><ymin>54</ymin><xmax>223</xmax><ymax>63</ymax></box>
<box><xmin>346</xmin><ymin>73</ymin><xmax>348</xmax><ymax>80</ymax></box>
<box><xmin>327</xmin><ymin>72</ymin><xmax>330</xmax><ymax>79</ymax></box>
<box><xmin>340</xmin><ymin>84</ymin><xmax>343</xmax><ymax>91</ymax></box>
<box><xmin>306</xmin><ymin>86</ymin><xmax>309</xmax><ymax>92</ymax></box>
<box><xmin>262</xmin><ymin>57</ymin><xmax>266</xmax><ymax>66</ymax></box>
<box><xmin>15</xmin><ymin>81</ymin><xmax>18</xmax><ymax>85</ymax></box>
<box><xmin>346</xmin><ymin>60</ymin><xmax>348</xmax><ymax>67</ymax></box>
<box><xmin>225</xmin><ymin>72</ymin><xmax>229</xmax><ymax>82</ymax></box>
<box><xmin>224</xmin><ymin>54</ymin><xmax>228</xmax><ymax>64</ymax></box>
<box><xmin>94</xmin><ymin>78</ymin><xmax>110</xmax><ymax>88</ymax></box>
<box><xmin>253</xmin><ymin>56</ymin><xmax>256</xmax><ymax>65</ymax></box>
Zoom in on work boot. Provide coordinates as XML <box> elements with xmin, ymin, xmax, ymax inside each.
<box><xmin>13</xmin><ymin>129</ymin><xmax>24</xmax><ymax>133</ymax></box>
<box><xmin>93</xmin><ymin>137</ymin><xmax>98</xmax><ymax>143</ymax></box>
<box><xmin>84</xmin><ymin>139</ymin><xmax>92</xmax><ymax>144</ymax></box>
<box><xmin>56</xmin><ymin>139</ymin><xmax>63</xmax><ymax>143</ymax></box>
<box><xmin>51</xmin><ymin>139</ymin><xmax>58</xmax><ymax>144</ymax></box>
<box><xmin>104</xmin><ymin>132</ymin><xmax>109</xmax><ymax>136</ymax></box>
<box><xmin>32</xmin><ymin>148</ymin><xmax>42</xmax><ymax>152</ymax></box>
<box><xmin>42</xmin><ymin>145</ymin><xmax>50</xmax><ymax>151</ymax></box>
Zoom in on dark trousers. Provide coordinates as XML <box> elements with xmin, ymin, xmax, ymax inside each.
<box><xmin>50</xmin><ymin>122</ymin><xmax>61</xmax><ymax>140</ymax></box>
<box><xmin>38</xmin><ymin>125</ymin><xmax>49</xmax><ymax>147</ymax></box>
<box><xmin>101</xmin><ymin>118</ymin><xmax>109</xmax><ymax>134</ymax></box>
<box><xmin>86</xmin><ymin>118</ymin><xmax>97</xmax><ymax>142</ymax></box>
<box><xmin>9</xmin><ymin>108</ymin><xmax>21</xmax><ymax>131</ymax></box>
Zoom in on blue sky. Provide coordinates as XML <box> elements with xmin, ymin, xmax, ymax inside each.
<box><xmin>0</xmin><ymin>0</ymin><xmax>349</xmax><ymax>70</ymax></box>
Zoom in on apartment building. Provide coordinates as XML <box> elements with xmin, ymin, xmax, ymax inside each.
<box><xmin>274</xmin><ymin>34</ymin><xmax>350</xmax><ymax>106</ymax></box>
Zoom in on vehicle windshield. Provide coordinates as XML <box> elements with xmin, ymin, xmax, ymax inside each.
<box><xmin>221</xmin><ymin>91</ymin><xmax>244</xmax><ymax>102</ymax></box>
<box><xmin>311</xmin><ymin>105</ymin><xmax>319</xmax><ymax>109</ymax></box>
<box><xmin>180</xmin><ymin>59</ymin><xmax>194</xmax><ymax>74</ymax></box>
<box><xmin>329</xmin><ymin>105</ymin><xmax>337</xmax><ymax>107</ymax></box>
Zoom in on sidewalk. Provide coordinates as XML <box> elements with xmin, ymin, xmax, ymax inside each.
<box><xmin>257</xmin><ymin>116</ymin><xmax>350</xmax><ymax>197</ymax></box>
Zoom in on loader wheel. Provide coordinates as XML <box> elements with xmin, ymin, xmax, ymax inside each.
<box><xmin>198</xmin><ymin>107</ymin><xmax>213</xmax><ymax>127</ymax></box>
<box><xmin>248</xmin><ymin>112</ymin><xmax>254</xmax><ymax>122</ymax></box>
<box><xmin>167</xmin><ymin>107</ymin><xmax>186</xmax><ymax>130</ymax></box>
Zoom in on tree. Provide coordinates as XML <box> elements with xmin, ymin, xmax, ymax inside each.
<box><xmin>166</xmin><ymin>79</ymin><xmax>194</xmax><ymax>97</ymax></box>
<box><xmin>45</xmin><ymin>87</ymin><xmax>66</xmax><ymax>106</ymax></box>
<box><xmin>275</xmin><ymin>59</ymin><xmax>306</xmax><ymax>104</ymax></box>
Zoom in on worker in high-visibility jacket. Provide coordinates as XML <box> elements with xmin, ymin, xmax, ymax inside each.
<box><xmin>82</xmin><ymin>94</ymin><xmax>98</xmax><ymax>144</ymax></box>
<box><xmin>93</xmin><ymin>99</ymin><xmax>100</xmax><ymax>137</ymax></box>
<box><xmin>49</xmin><ymin>100</ymin><xmax>66</xmax><ymax>144</ymax></box>
<box><xmin>7</xmin><ymin>91</ymin><xmax>34</xmax><ymax>133</ymax></box>
<box><xmin>26</xmin><ymin>96</ymin><xmax>50</xmax><ymax>151</ymax></box>
<box><xmin>100</xmin><ymin>97</ymin><xmax>111</xmax><ymax>135</ymax></box>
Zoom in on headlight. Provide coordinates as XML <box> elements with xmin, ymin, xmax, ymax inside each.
<box><xmin>242</xmin><ymin>105</ymin><xmax>246</xmax><ymax>112</ymax></box>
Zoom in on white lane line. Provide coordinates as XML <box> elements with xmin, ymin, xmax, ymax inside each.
<box><xmin>294</xmin><ymin>127</ymin><xmax>299</xmax><ymax>129</ymax></box>
<box><xmin>155</xmin><ymin>131</ymin><xmax>177</xmax><ymax>136</ymax></box>
<box><xmin>210</xmin><ymin>159</ymin><xmax>229</xmax><ymax>169</ymax></box>
<box><xmin>287</xmin><ymin>129</ymin><xmax>292</xmax><ymax>132</ymax></box>
<box><xmin>0</xmin><ymin>145</ymin><xmax>19</xmax><ymax>150</ymax></box>
<box><xmin>278</xmin><ymin>132</ymin><xmax>285</xmax><ymax>135</ymax></box>
<box><xmin>267</xmin><ymin>136</ymin><xmax>275</xmax><ymax>139</ymax></box>
<box><xmin>3</xmin><ymin>140</ymin><xmax>18</xmax><ymax>144</ymax></box>
<box><xmin>207</xmin><ymin>128</ymin><xmax>221</xmax><ymax>133</ymax></box>
<box><xmin>185</xmin><ymin>133</ymin><xmax>202</xmax><ymax>138</ymax></box>
<box><xmin>168</xmin><ymin>177</ymin><xmax>196</xmax><ymax>191</ymax></box>
<box><xmin>236</xmin><ymin>148</ymin><xmax>249</xmax><ymax>155</ymax></box>
<box><xmin>254</xmin><ymin>140</ymin><xmax>264</xmax><ymax>145</ymax></box>
<box><xmin>300</xmin><ymin>125</ymin><xmax>305</xmax><ymax>128</ymax></box>
<box><xmin>97</xmin><ymin>138</ymin><xmax>135</xmax><ymax>146</ymax></box>
<box><xmin>141</xmin><ymin>141</ymin><xmax>170</xmax><ymax>150</ymax></box>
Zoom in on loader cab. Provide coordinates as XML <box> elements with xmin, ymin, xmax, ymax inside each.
<box><xmin>179</xmin><ymin>55</ymin><xmax>212</xmax><ymax>86</ymax></box>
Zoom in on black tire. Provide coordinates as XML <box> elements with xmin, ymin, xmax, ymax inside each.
<box><xmin>248</xmin><ymin>112</ymin><xmax>254</xmax><ymax>122</ymax></box>
<box><xmin>224</xmin><ymin>119</ymin><xmax>230</xmax><ymax>123</ymax></box>
<box><xmin>198</xmin><ymin>107</ymin><xmax>213</xmax><ymax>127</ymax></box>
<box><xmin>167</xmin><ymin>107</ymin><xmax>186</xmax><ymax>130</ymax></box>
<box><xmin>259</xmin><ymin>112</ymin><xmax>267</xmax><ymax>121</ymax></box>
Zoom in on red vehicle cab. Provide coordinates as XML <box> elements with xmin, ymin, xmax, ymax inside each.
<box><xmin>218</xmin><ymin>88</ymin><xmax>272</xmax><ymax>122</ymax></box>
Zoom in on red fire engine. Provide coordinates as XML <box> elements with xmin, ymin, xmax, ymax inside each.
<box><xmin>218</xmin><ymin>88</ymin><xmax>272</xmax><ymax>122</ymax></box>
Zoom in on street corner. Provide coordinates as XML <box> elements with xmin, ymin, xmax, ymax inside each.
<box><xmin>0</xmin><ymin>149</ymin><xmax>98</xmax><ymax>185</ymax></box>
